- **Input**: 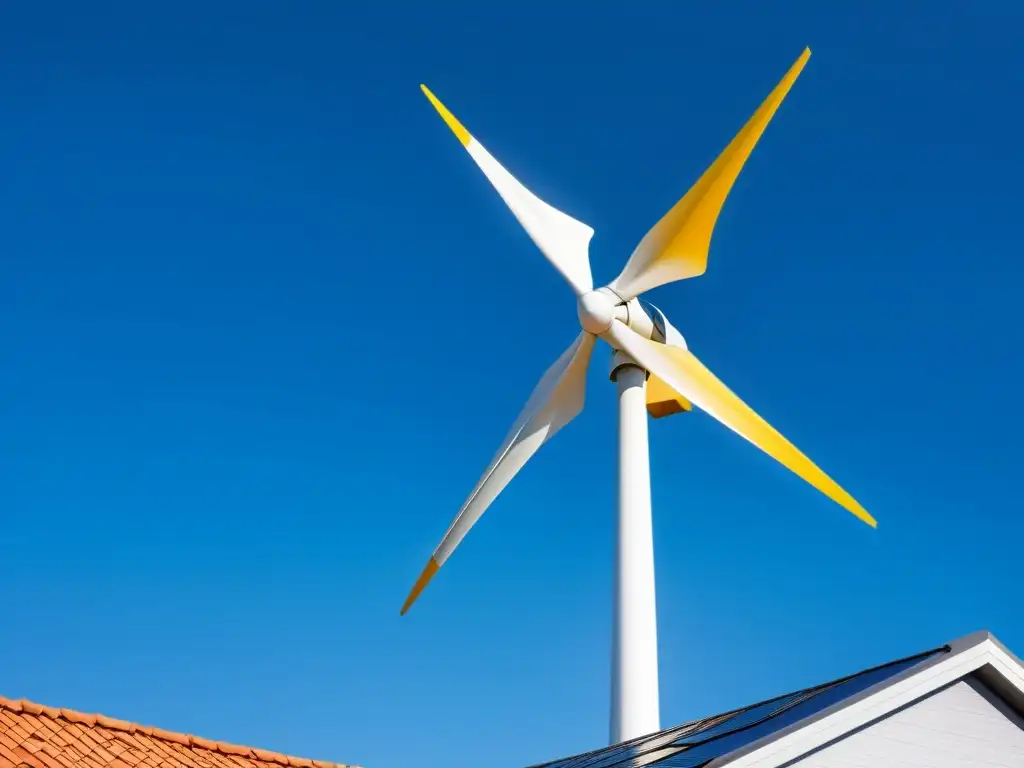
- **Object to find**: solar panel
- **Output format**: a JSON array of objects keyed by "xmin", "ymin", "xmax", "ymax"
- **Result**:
[{"xmin": 532, "ymin": 645, "xmax": 949, "ymax": 768}]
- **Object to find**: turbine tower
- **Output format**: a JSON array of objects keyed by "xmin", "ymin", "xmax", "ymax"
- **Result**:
[{"xmin": 401, "ymin": 49, "xmax": 876, "ymax": 745}]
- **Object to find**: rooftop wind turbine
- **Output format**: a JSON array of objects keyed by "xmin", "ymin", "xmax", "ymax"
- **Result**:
[{"xmin": 402, "ymin": 49, "xmax": 875, "ymax": 745}]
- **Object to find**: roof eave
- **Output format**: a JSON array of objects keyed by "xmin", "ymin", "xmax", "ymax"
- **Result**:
[{"xmin": 708, "ymin": 629, "xmax": 1024, "ymax": 768}]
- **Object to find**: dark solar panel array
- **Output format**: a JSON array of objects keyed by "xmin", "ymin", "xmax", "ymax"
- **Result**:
[{"xmin": 532, "ymin": 645, "xmax": 950, "ymax": 768}]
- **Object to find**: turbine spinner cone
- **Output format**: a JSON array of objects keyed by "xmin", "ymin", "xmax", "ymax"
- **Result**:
[{"xmin": 577, "ymin": 290, "xmax": 617, "ymax": 334}]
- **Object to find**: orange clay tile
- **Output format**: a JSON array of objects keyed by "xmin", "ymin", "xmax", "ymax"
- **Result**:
[{"xmin": 0, "ymin": 696, "xmax": 356, "ymax": 768}]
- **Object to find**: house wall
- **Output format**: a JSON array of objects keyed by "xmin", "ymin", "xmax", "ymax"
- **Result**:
[{"xmin": 789, "ymin": 676, "xmax": 1024, "ymax": 768}]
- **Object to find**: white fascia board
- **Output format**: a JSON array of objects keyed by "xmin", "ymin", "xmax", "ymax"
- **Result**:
[
  {"xmin": 986, "ymin": 639, "xmax": 1024, "ymax": 691},
  {"xmin": 714, "ymin": 633, "xmax": 1024, "ymax": 768}
]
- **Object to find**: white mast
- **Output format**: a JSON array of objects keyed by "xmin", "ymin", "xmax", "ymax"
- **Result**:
[{"xmin": 609, "ymin": 354, "xmax": 660, "ymax": 744}]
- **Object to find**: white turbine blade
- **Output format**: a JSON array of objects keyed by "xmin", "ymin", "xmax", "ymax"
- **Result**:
[
  {"xmin": 421, "ymin": 85, "xmax": 595, "ymax": 296},
  {"xmin": 604, "ymin": 320, "xmax": 875, "ymax": 527},
  {"xmin": 401, "ymin": 331, "xmax": 596, "ymax": 614},
  {"xmin": 608, "ymin": 49, "xmax": 811, "ymax": 301}
]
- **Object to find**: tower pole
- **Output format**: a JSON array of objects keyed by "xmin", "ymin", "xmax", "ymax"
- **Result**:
[{"xmin": 609, "ymin": 356, "xmax": 660, "ymax": 745}]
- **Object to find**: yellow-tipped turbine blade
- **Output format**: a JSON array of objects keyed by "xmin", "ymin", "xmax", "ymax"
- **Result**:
[
  {"xmin": 419, "ymin": 84, "xmax": 596, "ymax": 296},
  {"xmin": 606, "ymin": 321, "xmax": 875, "ymax": 528},
  {"xmin": 421, "ymin": 85, "xmax": 471, "ymax": 146},
  {"xmin": 401, "ymin": 557, "xmax": 440, "ymax": 616},
  {"xmin": 610, "ymin": 48, "xmax": 811, "ymax": 301},
  {"xmin": 400, "ymin": 332, "xmax": 596, "ymax": 615}
]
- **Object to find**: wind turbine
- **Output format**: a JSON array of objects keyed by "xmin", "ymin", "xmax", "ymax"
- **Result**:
[{"xmin": 401, "ymin": 48, "xmax": 876, "ymax": 745}]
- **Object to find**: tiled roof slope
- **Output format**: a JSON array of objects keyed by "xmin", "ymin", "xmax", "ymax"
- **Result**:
[{"xmin": 0, "ymin": 695, "xmax": 355, "ymax": 768}]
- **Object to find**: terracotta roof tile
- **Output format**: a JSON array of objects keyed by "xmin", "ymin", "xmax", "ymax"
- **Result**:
[{"xmin": 0, "ymin": 697, "xmax": 355, "ymax": 768}]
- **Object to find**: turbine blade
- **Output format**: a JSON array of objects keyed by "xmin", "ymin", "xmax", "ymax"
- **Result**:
[
  {"xmin": 401, "ymin": 332, "xmax": 596, "ymax": 614},
  {"xmin": 605, "ymin": 321, "xmax": 875, "ymax": 527},
  {"xmin": 609, "ymin": 49, "xmax": 811, "ymax": 301},
  {"xmin": 421, "ymin": 85, "xmax": 595, "ymax": 296}
]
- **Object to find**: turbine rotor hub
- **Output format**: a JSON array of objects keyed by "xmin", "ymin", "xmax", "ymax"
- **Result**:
[{"xmin": 577, "ymin": 290, "xmax": 618, "ymax": 334}]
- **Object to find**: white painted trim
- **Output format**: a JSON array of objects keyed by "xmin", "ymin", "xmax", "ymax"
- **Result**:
[
  {"xmin": 988, "ymin": 641, "xmax": 1024, "ymax": 693},
  {"xmin": 716, "ymin": 636, "xmax": 1024, "ymax": 768}
]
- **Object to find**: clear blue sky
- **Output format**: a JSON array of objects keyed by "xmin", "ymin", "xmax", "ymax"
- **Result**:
[{"xmin": 2, "ymin": 3, "xmax": 1022, "ymax": 768}]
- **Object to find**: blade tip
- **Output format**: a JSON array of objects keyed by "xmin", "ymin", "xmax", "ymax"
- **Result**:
[
  {"xmin": 855, "ymin": 507, "xmax": 877, "ymax": 529},
  {"xmin": 793, "ymin": 47, "xmax": 812, "ymax": 73},
  {"xmin": 400, "ymin": 557, "xmax": 441, "ymax": 616},
  {"xmin": 419, "ymin": 85, "xmax": 471, "ymax": 146},
  {"xmin": 399, "ymin": 595, "xmax": 415, "ymax": 616}
]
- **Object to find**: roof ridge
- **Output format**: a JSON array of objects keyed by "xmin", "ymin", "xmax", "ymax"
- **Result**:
[{"xmin": 0, "ymin": 694, "xmax": 358, "ymax": 768}]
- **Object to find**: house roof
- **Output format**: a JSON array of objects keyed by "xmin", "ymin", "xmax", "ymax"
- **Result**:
[
  {"xmin": 0, "ymin": 695, "xmax": 355, "ymax": 768},
  {"xmin": 532, "ymin": 629, "xmax": 1024, "ymax": 768}
]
